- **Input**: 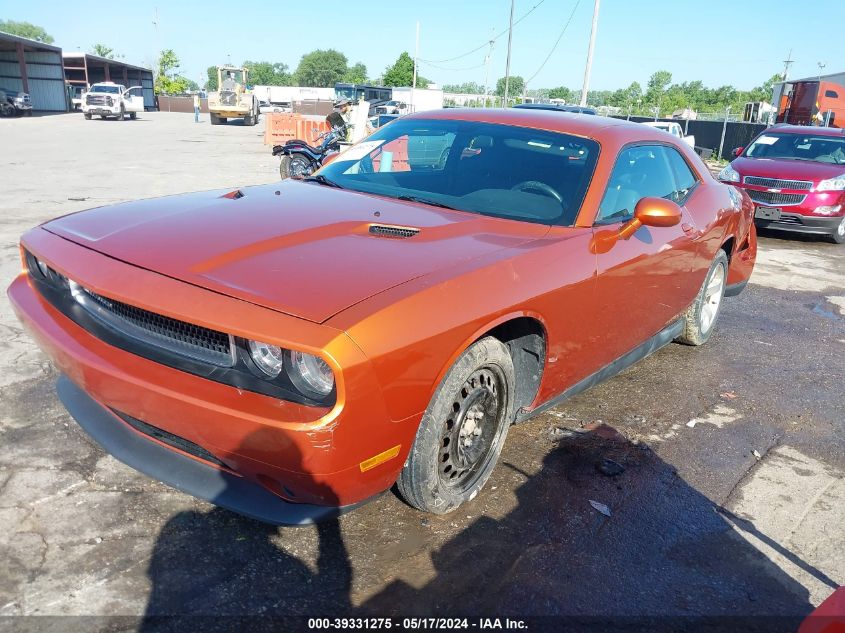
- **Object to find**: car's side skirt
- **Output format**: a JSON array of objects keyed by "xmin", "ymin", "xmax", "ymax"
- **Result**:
[{"xmin": 516, "ymin": 319, "xmax": 684, "ymax": 423}]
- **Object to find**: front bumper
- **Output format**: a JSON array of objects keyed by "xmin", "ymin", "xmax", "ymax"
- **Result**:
[
  {"xmin": 754, "ymin": 211, "xmax": 845, "ymax": 236},
  {"xmin": 9, "ymin": 229, "xmax": 421, "ymax": 512},
  {"xmin": 57, "ymin": 376, "xmax": 370, "ymax": 524},
  {"xmin": 84, "ymin": 107, "xmax": 120, "ymax": 116}
]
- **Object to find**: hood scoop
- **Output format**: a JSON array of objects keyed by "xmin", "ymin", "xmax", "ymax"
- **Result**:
[
  {"xmin": 368, "ymin": 224, "xmax": 420, "ymax": 239},
  {"xmin": 220, "ymin": 189, "xmax": 244, "ymax": 200}
]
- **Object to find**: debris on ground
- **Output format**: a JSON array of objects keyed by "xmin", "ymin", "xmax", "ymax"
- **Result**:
[
  {"xmin": 589, "ymin": 500, "xmax": 612, "ymax": 517},
  {"xmin": 720, "ymin": 391, "xmax": 739, "ymax": 400},
  {"xmin": 686, "ymin": 419, "xmax": 698, "ymax": 428},
  {"xmin": 549, "ymin": 426, "xmax": 579, "ymax": 440},
  {"xmin": 752, "ymin": 449, "xmax": 762, "ymax": 460},
  {"xmin": 597, "ymin": 458, "xmax": 625, "ymax": 477}
]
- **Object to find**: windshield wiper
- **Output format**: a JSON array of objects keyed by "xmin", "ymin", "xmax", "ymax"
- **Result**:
[
  {"xmin": 396, "ymin": 195, "xmax": 457, "ymax": 210},
  {"xmin": 303, "ymin": 174, "xmax": 343, "ymax": 188}
]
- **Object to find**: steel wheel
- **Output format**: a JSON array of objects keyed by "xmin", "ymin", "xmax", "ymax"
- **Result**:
[
  {"xmin": 438, "ymin": 366, "xmax": 506, "ymax": 493},
  {"xmin": 699, "ymin": 260, "xmax": 726, "ymax": 334}
]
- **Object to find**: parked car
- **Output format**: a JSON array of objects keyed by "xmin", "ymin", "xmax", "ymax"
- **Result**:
[
  {"xmin": 642, "ymin": 121, "xmax": 695, "ymax": 148},
  {"xmin": 81, "ymin": 82, "xmax": 144, "ymax": 120},
  {"xmin": 375, "ymin": 100, "xmax": 408, "ymax": 115},
  {"xmin": 0, "ymin": 85, "xmax": 33, "ymax": 116},
  {"xmin": 258, "ymin": 100, "xmax": 289, "ymax": 115},
  {"xmin": 718, "ymin": 125, "xmax": 845, "ymax": 243},
  {"xmin": 8, "ymin": 110, "xmax": 756, "ymax": 524},
  {"xmin": 513, "ymin": 103, "xmax": 597, "ymax": 115}
]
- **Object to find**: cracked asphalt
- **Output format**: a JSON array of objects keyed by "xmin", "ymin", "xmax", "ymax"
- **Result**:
[{"xmin": 1, "ymin": 113, "xmax": 843, "ymax": 629}]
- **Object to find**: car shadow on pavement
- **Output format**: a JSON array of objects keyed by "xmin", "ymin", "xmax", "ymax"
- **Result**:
[{"xmin": 141, "ymin": 423, "xmax": 819, "ymax": 632}]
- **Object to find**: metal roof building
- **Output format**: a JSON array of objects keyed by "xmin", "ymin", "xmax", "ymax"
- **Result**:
[
  {"xmin": 63, "ymin": 53, "xmax": 155, "ymax": 110},
  {"xmin": 0, "ymin": 32, "xmax": 68, "ymax": 111}
]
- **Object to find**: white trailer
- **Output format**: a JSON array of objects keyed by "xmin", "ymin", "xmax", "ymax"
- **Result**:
[{"xmin": 390, "ymin": 87, "xmax": 444, "ymax": 114}]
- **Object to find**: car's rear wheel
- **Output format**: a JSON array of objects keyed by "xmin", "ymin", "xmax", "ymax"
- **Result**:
[
  {"xmin": 83, "ymin": 113, "xmax": 92, "ymax": 120},
  {"xmin": 397, "ymin": 337, "xmax": 515, "ymax": 514},
  {"xmin": 676, "ymin": 250, "xmax": 729, "ymax": 346},
  {"xmin": 129, "ymin": 111, "xmax": 137, "ymax": 120},
  {"xmin": 828, "ymin": 217, "xmax": 845, "ymax": 244}
]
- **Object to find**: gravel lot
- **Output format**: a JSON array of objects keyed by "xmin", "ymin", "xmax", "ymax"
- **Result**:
[{"xmin": 1, "ymin": 112, "xmax": 843, "ymax": 629}]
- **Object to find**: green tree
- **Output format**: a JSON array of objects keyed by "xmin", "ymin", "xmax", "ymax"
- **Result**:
[
  {"xmin": 91, "ymin": 44, "xmax": 114, "ymax": 59},
  {"xmin": 495, "ymin": 75, "xmax": 524, "ymax": 98},
  {"xmin": 548, "ymin": 86, "xmax": 573, "ymax": 101},
  {"xmin": 443, "ymin": 81, "xmax": 484, "ymax": 94},
  {"xmin": 206, "ymin": 66, "xmax": 218, "ymax": 91},
  {"xmin": 243, "ymin": 60, "xmax": 291, "ymax": 86},
  {"xmin": 645, "ymin": 70, "xmax": 672, "ymax": 115},
  {"xmin": 383, "ymin": 52, "xmax": 429, "ymax": 88},
  {"xmin": 0, "ymin": 20, "xmax": 53, "ymax": 43},
  {"xmin": 342, "ymin": 62, "xmax": 368, "ymax": 85},
  {"xmin": 294, "ymin": 49, "xmax": 348, "ymax": 87},
  {"xmin": 155, "ymin": 49, "xmax": 189, "ymax": 95}
]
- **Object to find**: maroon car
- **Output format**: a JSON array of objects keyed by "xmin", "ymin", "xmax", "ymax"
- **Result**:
[{"xmin": 718, "ymin": 125, "xmax": 845, "ymax": 243}]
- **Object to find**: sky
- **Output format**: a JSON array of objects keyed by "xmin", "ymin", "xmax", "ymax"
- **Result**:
[{"xmin": 6, "ymin": 0, "xmax": 844, "ymax": 92}]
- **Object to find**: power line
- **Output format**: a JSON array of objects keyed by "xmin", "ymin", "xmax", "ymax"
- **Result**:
[
  {"xmin": 419, "ymin": 59, "xmax": 487, "ymax": 72},
  {"xmin": 418, "ymin": 0, "xmax": 547, "ymax": 65},
  {"xmin": 525, "ymin": 0, "xmax": 580, "ymax": 85}
]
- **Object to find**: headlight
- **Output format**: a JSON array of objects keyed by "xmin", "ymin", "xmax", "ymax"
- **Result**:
[
  {"xmin": 814, "ymin": 205, "xmax": 842, "ymax": 216},
  {"xmin": 248, "ymin": 340, "xmax": 285, "ymax": 377},
  {"xmin": 286, "ymin": 350, "xmax": 334, "ymax": 398},
  {"xmin": 817, "ymin": 174, "xmax": 845, "ymax": 192},
  {"xmin": 718, "ymin": 165, "xmax": 740, "ymax": 183},
  {"xmin": 35, "ymin": 257, "xmax": 50, "ymax": 278},
  {"xmin": 106, "ymin": 96, "xmax": 113, "ymax": 106}
]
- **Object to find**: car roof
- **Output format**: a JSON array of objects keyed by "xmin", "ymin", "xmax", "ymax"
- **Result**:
[
  {"xmin": 513, "ymin": 103, "xmax": 596, "ymax": 113},
  {"xmin": 404, "ymin": 107, "xmax": 673, "ymax": 145},
  {"xmin": 764, "ymin": 125, "xmax": 845, "ymax": 137}
]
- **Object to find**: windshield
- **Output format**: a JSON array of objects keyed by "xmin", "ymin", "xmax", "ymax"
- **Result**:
[
  {"xmin": 318, "ymin": 118, "xmax": 600, "ymax": 226},
  {"xmin": 745, "ymin": 132, "xmax": 845, "ymax": 164},
  {"xmin": 90, "ymin": 85, "xmax": 121, "ymax": 94},
  {"xmin": 335, "ymin": 86, "xmax": 355, "ymax": 101}
]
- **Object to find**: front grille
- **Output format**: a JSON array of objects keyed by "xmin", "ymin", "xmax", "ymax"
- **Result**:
[
  {"xmin": 746, "ymin": 190, "xmax": 806, "ymax": 207},
  {"xmin": 86, "ymin": 94, "xmax": 106, "ymax": 105},
  {"xmin": 773, "ymin": 215, "xmax": 803, "ymax": 225},
  {"xmin": 744, "ymin": 176, "xmax": 813, "ymax": 191},
  {"xmin": 113, "ymin": 410, "xmax": 228, "ymax": 468},
  {"xmin": 77, "ymin": 285, "xmax": 235, "ymax": 367},
  {"xmin": 220, "ymin": 91, "xmax": 237, "ymax": 106},
  {"xmin": 369, "ymin": 224, "xmax": 419, "ymax": 238}
]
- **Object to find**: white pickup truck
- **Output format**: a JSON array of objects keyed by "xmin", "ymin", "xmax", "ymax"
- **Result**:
[
  {"xmin": 642, "ymin": 121, "xmax": 695, "ymax": 148},
  {"xmin": 82, "ymin": 82, "xmax": 144, "ymax": 120}
]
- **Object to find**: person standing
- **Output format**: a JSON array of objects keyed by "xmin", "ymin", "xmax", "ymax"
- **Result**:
[{"xmin": 193, "ymin": 93, "xmax": 200, "ymax": 123}]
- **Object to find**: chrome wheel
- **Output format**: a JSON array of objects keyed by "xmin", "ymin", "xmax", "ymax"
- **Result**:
[
  {"xmin": 289, "ymin": 156, "xmax": 314, "ymax": 179},
  {"xmin": 838, "ymin": 218, "xmax": 845, "ymax": 238},
  {"xmin": 438, "ymin": 366, "xmax": 506, "ymax": 493},
  {"xmin": 700, "ymin": 262, "xmax": 726, "ymax": 334}
]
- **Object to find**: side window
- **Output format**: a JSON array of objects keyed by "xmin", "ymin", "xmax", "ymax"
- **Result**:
[
  {"xmin": 596, "ymin": 145, "xmax": 677, "ymax": 223},
  {"xmin": 664, "ymin": 147, "xmax": 698, "ymax": 203}
]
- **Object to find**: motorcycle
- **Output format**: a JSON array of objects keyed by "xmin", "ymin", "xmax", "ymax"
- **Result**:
[{"xmin": 272, "ymin": 112, "xmax": 350, "ymax": 180}]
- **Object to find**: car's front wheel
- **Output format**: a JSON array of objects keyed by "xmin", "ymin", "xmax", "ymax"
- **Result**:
[
  {"xmin": 397, "ymin": 337, "xmax": 515, "ymax": 514},
  {"xmin": 676, "ymin": 250, "xmax": 729, "ymax": 346},
  {"xmin": 828, "ymin": 217, "xmax": 845, "ymax": 244}
]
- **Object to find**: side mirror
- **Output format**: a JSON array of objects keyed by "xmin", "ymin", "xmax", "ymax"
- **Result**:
[
  {"xmin": 732, "ymin": 146, "xmax": 744, "ymax": 158},
  {"xmin": 619, "ymin": 197, "xmax": 683, "ymax": 240}
]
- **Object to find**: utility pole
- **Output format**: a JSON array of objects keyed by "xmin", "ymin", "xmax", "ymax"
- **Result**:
[
  {"xmin": 781, "ymin": 49, "xmax": 793, "ymax": 81},
  {"xmin": 412, "ymin": 20, "xmax": 419, "ymax": 112},
  {"xmin": 483, "ymin": 32, "xmax": 494, "ymax": 108},
  {"xmin": 580, "ymin": 0, "xmax": 600, "ymax": 107},
  {"xmin": 503, "ymin": 0, "xmax": 515, "ymax": 106},
  {"xmin": 718, "ymin": 106, "xmax": 730, "ymax": 160}
]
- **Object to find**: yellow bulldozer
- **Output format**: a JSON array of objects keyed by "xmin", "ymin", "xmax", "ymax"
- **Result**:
[{"xmin": 207, "ymin": 66, "xmax": 259, "ymax": 126}]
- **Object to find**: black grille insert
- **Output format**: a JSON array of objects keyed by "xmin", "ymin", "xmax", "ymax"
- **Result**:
[
  {"xmin": 113, "ymin": 410, "xmax": 228, "ymax": 468},
  {"xmin": 369, "ymin": 224, "xmax": 419, "ymax": 238},
  {"xmin": 747, "ymin": 190, "xmax": 806, "ymax": 206}
]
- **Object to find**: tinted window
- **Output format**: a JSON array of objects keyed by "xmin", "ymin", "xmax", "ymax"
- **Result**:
[
  {"xmin": 318, "ymin": 118, "xmax": 600, "ymax": 226},
  {"xmin": 597, "ymin": 145, "xmax": 678, "ymax": 223},
  {"xmin": 664, "ymin": 147, "xmax": 698, "ymax": 199},
  {"xmin": 825, "ymin": 90, "xmax": 838, "ymax": 98}
]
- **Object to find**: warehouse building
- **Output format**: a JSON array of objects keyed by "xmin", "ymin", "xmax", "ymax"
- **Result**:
[
  {"xmin": 0, "ymin": 31, "xmax": 68, "ymax": 111},
  {"xmin": 63, "ymin": 52, "xmax": 155, "ymax": 110}
]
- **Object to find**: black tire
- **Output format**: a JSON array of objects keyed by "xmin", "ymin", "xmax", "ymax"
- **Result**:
[
  {"xmin": 279, "ymin": 155, "xmax": 315, "ymax": 180},
  {"xmin": 116, "ymin": 106, "xmax": 124, "ymax": 120},
  {"xmin": 397, "ymin": 337, "xmax": 515, "ymax": 514},
  {"xmin": 129, "ymin": 111, "xmax": 137, "ymax": 120},
  {"xmin": 827, "ymin": 217, "xmax": 845, "ymax": 244},
  {"xmin": 676, "ymin": 250, "xmax": 729, "ymax": 346},
  {"xmin": 84, "ymin": 113, "xmax": 92, "ymax": 120}
]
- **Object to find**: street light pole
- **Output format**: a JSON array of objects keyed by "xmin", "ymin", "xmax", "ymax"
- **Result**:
[
  {"xmin": 503, "ymin": 0, "xmax": 515, "ymax": 107},
  {"xmin": 579, "ymin": 0, "xmax": 600, "ymax": 107},
  {"xmin": 412, "ymin": 21, "xmax": 419, "ymax": 112}
]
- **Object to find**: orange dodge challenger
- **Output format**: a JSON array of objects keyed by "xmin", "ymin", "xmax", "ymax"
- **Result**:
[{"xmin": 8, "ymin": 109, "xmax": 756, "ymax": 524}]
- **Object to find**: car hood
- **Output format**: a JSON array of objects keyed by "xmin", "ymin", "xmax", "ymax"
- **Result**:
[
  {"xmin": 732, "ymin": 157, "xmax": 845, "ymax": 183},
  {"xmin": 43, "ymin": 181, "xmax": 549, "ymax": 323}
]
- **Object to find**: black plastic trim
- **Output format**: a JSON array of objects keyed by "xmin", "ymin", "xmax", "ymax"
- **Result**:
[
  {"xmin": 57, "ymin": 376, "xmax": 368, "ymax": 525},
  {"xmin": 724, "ymin": 280, "xmax": 748, "ymax": 297},
  {"xmin": 517, "ymin": 319, "xmax": 684, "ymax": 422}
]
